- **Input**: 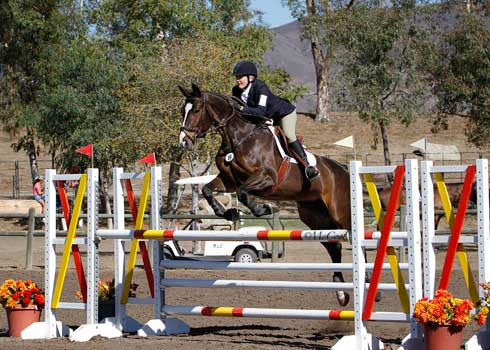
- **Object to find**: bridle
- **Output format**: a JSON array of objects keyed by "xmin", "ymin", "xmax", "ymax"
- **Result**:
[{"xmin": 180, "ymin": 93, "xmax": 237, "ymax": 143}]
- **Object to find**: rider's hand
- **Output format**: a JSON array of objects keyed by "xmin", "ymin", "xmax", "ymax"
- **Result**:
[{"xmin": 230, "ymin": 99, "xmax": 244, "ymax": 112}]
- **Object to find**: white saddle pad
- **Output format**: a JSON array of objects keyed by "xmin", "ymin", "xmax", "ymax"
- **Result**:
[{"xmin": 268, "ymin": 126, "xmax": 317, "ymax": 166}]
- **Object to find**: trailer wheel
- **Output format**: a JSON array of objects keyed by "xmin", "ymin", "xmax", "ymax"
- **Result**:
[{"xmin": 234, "ymin": 248, "xmax": 257, "ymax": 263}]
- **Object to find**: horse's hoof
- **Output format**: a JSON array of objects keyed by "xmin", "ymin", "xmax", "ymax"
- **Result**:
[
  {"xmin": 223, "ymin": 208, "xmax": 240, "ymax": 222},
  {"xmin": 375, "ymin": 291, "xmax": 383, "ymax": 302},
  {"xmin": 336, "ymin": 290, "xmax": 350, "ymax": 307},
  {"xmin": 261, "ymin": 203, "xmax": 277, "ymax": 216}
]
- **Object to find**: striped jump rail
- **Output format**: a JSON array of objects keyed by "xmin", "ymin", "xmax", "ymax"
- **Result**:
[
  {"xmin": 162, "ymin": 305, "xmax": 410, "ymax": 322},
  {"xmin": 97, "ymin": 229, "xmax": 350, "ymax": 241}
]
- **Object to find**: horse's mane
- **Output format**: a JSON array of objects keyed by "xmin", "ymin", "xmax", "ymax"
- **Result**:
[{"xmin": 204, "ymin": 91, "xmax": 229, "ymax": 101}]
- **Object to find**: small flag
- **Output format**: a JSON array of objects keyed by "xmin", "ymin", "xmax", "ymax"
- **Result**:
[
  {"xmin": 334, "ymin": 136, "xmax": 354, "ymax": 149},
  {"xmin": 410, "ymin": 138, "xmax": 427, "ymax": 150},
  {"xmin": 75, "ymin": 144, "xmax": 93, "ymax": 157},
  {"xmin": 138, "ymin": 152, "xmax": 156, "ymax": 165}
]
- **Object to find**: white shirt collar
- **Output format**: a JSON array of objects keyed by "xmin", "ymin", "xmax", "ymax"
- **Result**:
[{"xmin": 241, "ymin": 83, "xmax": 252, "ymax": 103}]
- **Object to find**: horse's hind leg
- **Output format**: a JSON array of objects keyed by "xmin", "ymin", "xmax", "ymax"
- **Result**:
[{"xmin": 297, "ymin": 200, "xmax": 350, "ymax": 307}]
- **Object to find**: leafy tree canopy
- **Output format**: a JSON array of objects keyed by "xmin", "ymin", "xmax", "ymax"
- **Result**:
[{"xmin": 428, "ymin": 9, "xmax": 490, "ymax": 148}]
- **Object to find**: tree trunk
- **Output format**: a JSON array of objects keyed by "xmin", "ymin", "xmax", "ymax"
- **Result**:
[
  {"xmin": 100, "ymin": 168, "xmax": 113, "ymax": 229},
  {"xmin": 316, "ymin": 67, "xmax": 330, "ymax": 123},
  {"xmin": 379, "ymin": 120, "xmax": 391, "ymax": 166},
  {"xmin": 164, "ymin": 154, "xmax": 183, "ymax": 214},
  {"xmin": 379, "ymin": 120, "xmax": 393, "ymax": 183},
  {"xmin": 26, "ymin": 129, "xmax": 39, "ymax": 183},
  {"xmin": 306, "ymin": 0, "xmax": 330, "ymax": 123}
]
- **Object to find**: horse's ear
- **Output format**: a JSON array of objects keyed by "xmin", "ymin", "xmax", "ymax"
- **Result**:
[
  {"xmin": 191, "ymin": 83, "xmax": 201, "ymax": 97},
  {"xmin": 178, "ymin": 85, "xmax": 192, "ymax": 98}
]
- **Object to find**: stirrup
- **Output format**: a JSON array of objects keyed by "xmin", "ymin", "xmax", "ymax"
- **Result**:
[{"xmin": 305, "ymin": 166, "xmax": 320, "ymax": 181}]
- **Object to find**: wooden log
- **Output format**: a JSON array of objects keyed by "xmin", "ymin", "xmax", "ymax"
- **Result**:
[{"xmin": 0, "ymin": 200, "xmax": 42, "ymax": 215}]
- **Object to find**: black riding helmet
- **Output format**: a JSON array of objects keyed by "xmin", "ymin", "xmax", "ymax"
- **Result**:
[{"xmin": 232, "ymin": 60, "xmax": 257, "ymax": 77}]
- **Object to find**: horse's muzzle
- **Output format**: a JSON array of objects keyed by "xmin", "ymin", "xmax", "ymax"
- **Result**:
[{"xmin": 179, "ymin": 130, "xmax": 194, "ymax": 150}]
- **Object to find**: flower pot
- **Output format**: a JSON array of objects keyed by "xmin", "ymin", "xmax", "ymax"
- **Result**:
[
  {"xmin": 423, "ymin": 324, "xmax": 463, "ymax": 350},
  {"xmin": 98, "ymin": 300, "xmax": 115, "ymax": 321},
  {"xmin": 6, "ymin": 305, "xmax": 42, "ymax": 337}
]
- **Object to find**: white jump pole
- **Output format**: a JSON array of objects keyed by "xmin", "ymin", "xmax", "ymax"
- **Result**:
[{"xmin": 466, "ymin": 159, "xmax": 490, "ymax": 350}]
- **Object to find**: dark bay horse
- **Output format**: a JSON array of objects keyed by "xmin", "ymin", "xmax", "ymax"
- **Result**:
[{"xmin": 178, "ymin": 84, "xmax": 352, "ymax": 306}]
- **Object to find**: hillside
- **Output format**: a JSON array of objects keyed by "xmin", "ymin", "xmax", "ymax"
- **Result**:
[{"xmin": 264, "ymin": 11, "xmax": 459, "ymax": 114}]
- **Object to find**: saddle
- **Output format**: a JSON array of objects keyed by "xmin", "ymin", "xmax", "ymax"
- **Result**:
[{"xmin": 270, "ymin": 126, "xmax": 317, "ymax": 166}]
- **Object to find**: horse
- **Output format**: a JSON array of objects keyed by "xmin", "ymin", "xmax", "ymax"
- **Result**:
[
  {"xmin": 178, "ymin": 83, "xmax": 352, "ymax": 306},
  {"xmin": 377, "ymin": 182, "xmax": 477, "ymax": 229}
]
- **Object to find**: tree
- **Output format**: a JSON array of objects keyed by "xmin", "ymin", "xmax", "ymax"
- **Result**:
[
  {"xmin": 0, "ymin": 0, "xmax": 83, "ymax": 181},
  {"xmin": 285, "ymin": 0, "xmax": 357, "ymax": 123},
  {"xmin": 87, "ymin": 0, "xmax": 303, "ymax": 210},
  {"xmin": 332, "ymin": 1, "xmax": 428, "ymax": 166},
  {"xmin": 425, "ymin": 4, "xmax": 490, "ymax": 148}
]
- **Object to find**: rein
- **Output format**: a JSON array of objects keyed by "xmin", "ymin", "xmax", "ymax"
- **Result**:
[
  {"xmin": 206, "ymin": 94, "xmax": 270, "ymax": 153},
  {"xmin": 181, "ymin": 92, "xmax": 269, "ymax": 154}
]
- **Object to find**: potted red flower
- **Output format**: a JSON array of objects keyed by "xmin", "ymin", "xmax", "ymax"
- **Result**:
[
  {"xmin": 475, "ymin": 282, "xmax": 490, "ymax": 326},
  {"xmin": 0, "ymin": 279, "xmax": 45, "ymax": 337},
  {"xmin": 413, "ymin": 289, "xmax": 473, "ymax": 350}
]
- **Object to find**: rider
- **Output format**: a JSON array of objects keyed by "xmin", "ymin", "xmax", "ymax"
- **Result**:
[{"xmin": 231, "ymin": 60, "xmax": 320, "ymax": 181}]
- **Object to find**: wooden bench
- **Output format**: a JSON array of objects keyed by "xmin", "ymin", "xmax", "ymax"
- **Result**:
[{"xmin": 0, "ymin": 200, "xmax": 42, "ymax": 215}]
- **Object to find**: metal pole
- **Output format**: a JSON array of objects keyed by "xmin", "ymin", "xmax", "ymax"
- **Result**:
[
  {"xmin": 271, "ymin": 210, "xmax": 282, "ymax": 262},
  {"xmin": 25, "ymin": 207, "xmax": 35, "ymax": 269},
  {"xmin": 15, "ymin": 160, "xmax": 19, "ymax": 199}
]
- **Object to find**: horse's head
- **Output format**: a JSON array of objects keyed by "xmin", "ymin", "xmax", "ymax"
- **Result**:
[{"xmin": 178, "ymin": 83, "xmax": 215, "ymax": 150}]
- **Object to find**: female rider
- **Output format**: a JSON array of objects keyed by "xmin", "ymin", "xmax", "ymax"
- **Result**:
[{"xmin": 231, "ymin": 60, "xmax": 319, "ymax": 181}]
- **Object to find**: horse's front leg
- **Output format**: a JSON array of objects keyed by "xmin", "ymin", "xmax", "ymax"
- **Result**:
[{"xmin": 202, "ymin": 176, "xmax": 239, "ymax": 221}]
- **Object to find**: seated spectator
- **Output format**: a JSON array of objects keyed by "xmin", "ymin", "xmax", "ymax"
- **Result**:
[{"xmin": 33, "ymin": 176, "xmax": 45, "ymax": 218}]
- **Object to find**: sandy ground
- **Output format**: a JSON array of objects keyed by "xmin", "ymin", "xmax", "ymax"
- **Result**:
[{"xmin": 0, "ymin": 226, "xmax": 482, "ymax": 350}]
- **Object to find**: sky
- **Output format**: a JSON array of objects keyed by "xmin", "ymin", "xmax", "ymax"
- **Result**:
[{"xmin": 250, "ymin": 0, "xmax": 295, "ymax": 28}]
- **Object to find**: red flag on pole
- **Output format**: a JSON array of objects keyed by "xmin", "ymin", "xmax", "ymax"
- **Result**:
[
  {"xmin": 75, "ymin": 144, "xmax": 93, "ymax": 157},
  {"xmin": 138, "ymin": 152, "xmax": 156, "ymax": 165}
]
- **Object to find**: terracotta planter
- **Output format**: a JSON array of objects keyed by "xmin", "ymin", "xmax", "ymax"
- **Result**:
[
  {"xmin": 98, "ymin": 300, "xmax": 115, "ymax": 321},
  {"xmin": 6, "ymin": 305, "xmax": 42, "ymax": 337},
  {"xmin": 424, "ymin": 324, "xmax": 463, "ymax": 350}
]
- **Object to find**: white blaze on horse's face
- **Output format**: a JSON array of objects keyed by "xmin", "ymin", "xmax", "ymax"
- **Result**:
[{"xmin": 179, "ymin": 103, "xmax": 193, "ymax": 149}]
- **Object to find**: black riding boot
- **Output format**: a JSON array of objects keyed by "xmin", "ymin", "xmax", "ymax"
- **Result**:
[{"xmin": 288, "ymin": 140, "xmax": 320, "ymax": 181}]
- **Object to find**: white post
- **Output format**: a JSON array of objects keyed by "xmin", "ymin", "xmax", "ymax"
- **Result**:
[
  {"xmin": 151, "ymin": 166, "xmax": 162, "ymax": 320},
  {"xmin": 466, "ymin": 158, "xmax": 490, "ymax": 350},
  {"xmin": 421, "ymin": 161, "xmax": 436, "ymax": 298},
  {"xmin": 86, "ymin": 168, "xmax": 99, "ymax": 325},
  {"xmin": 350, "ymin": 160, "xmax": 370, "ymax": 349},
  {"xmin": 400, "ymin": 159, "xmax": 424, "ymax": 349},
  {"xmin": 476, "ymin": 159, "xmax": 490, "ymax": 291},
  {"xmin": 45, "ymin": 169, "xmax": 58, "ymax": 338},
  {"xmin": 113, "ymin": 168, "xmax": 126, "ymax": 331}
]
